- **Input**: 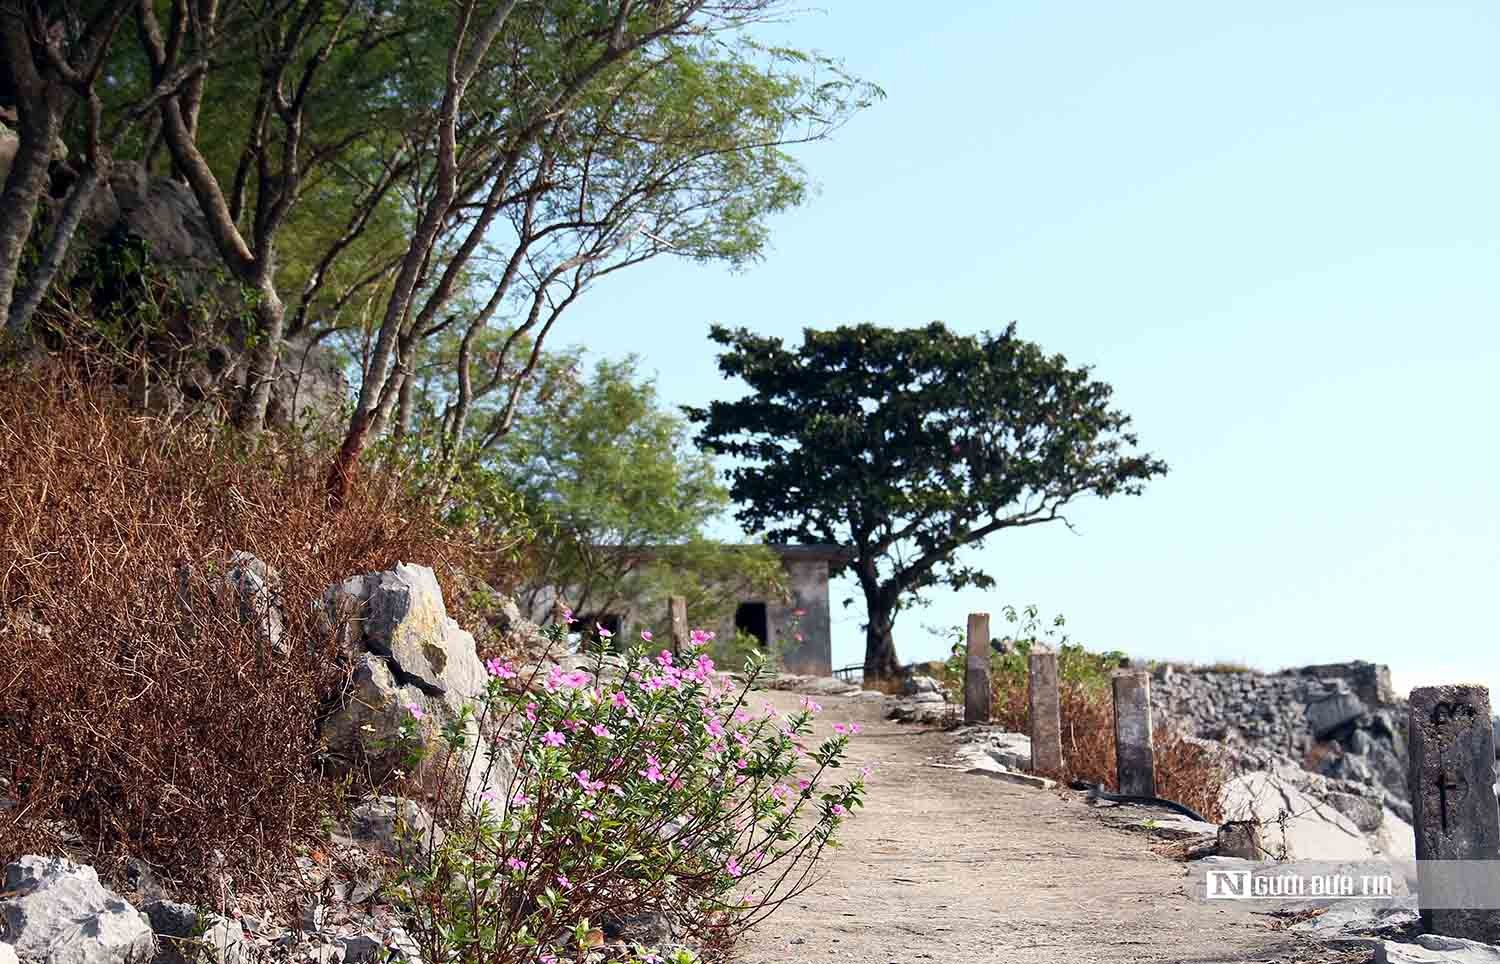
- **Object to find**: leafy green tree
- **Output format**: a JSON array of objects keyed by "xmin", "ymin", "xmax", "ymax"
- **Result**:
[
  {"xmin": 687, "ymin": 322, "xmax": 1169, "ymax": 680},
  {"xmin": 488, "ymin": 354, "xmax": 785, "ymax": 632},
  {"xmin": 2, "ymin": 0, "xmax": 879, "ymax": 490}
]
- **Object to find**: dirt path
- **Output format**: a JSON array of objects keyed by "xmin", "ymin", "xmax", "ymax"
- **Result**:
[{"xmin": 738, "ymin": 687, "xmax": 1357, "ymax": 964}]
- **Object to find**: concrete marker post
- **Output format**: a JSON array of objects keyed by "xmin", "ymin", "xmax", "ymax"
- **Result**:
[
  {"xmin": 964, "ymin": 612, "xmax": 991, "ymax": 724},
  {"xmin": 1112, "ymin": 669, "xmax": 1156, "ymax": 797},
  {"xmin": 1029, "ymin": 647, "xmax": 1063, "ymax": 774},
  {"xmin": 1409, "ymin": 684, "xmax": 1500, "ymax": 942},
  {"xmin": 668, "ymin": 595, "xmax": 688, "ymax": 657}
]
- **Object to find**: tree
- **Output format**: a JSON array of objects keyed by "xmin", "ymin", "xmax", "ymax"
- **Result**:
[
  {"xmin": 2, "ymin": 0, "xmax": 878, "ymax": 493},
  {"xmin": 487, "ymin": 355, "xmax": 785, "ymax": 632},
  {"xmin": 686, "ymin": 322, "xmax": 1169, "ymax": 680}
]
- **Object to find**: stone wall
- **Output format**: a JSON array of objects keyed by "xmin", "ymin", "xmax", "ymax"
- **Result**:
[{"xmin": 1150, "ymin": 660, "xmax": 1412, "ymax": 818}]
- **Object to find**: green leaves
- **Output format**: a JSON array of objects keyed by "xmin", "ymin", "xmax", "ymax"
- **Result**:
[{"xmin": 687, "ymin": 322, "xmax": 1168, "ymax": 672}]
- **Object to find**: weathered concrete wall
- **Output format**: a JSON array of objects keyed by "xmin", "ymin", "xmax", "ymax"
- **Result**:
[
  {"xmin": 547, "ymin": 545, "xmax": 840, "ymax": 675},
  {"xmin": 772, "ymin": 556, "xmax": 833, "ymax": 675}
]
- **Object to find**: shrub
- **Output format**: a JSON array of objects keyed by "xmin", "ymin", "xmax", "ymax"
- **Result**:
[
  {"xmin": 0, "ymin": 362, "xmax": 521, "ymax": 897},
  {"xmin": 938, "ymin": 605, "xmax": 1226, "ymax": 821},
  {"xmin": 391, "ymin": 623, "xmax": 866, "ymax": 964}
]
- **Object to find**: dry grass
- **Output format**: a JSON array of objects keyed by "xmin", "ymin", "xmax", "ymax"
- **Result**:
[
  {"xmin": 0, "ymin": 361, "xmax": 513, "ymax": 898},
  {"xmin": 992, "ymin": 678, "xmax": 1227, "ymax": 823}
]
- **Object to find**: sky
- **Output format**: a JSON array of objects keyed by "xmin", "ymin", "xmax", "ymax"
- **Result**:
[{"xmin": 554, "ymin": 1, "xmax": 1500, "ymax": 698}]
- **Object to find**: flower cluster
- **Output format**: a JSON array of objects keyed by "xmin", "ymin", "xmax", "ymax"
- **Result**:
[{"xmin": 390, "ymin": 620, "xmax": 866, "ymax": 964}]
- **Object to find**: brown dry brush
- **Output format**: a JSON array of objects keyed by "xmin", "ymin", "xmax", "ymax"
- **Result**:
[
  {"xmin": 0, "ymin": 361, "xmax": 510, "ymax": 899},
  {"xmin": 992, "ymin": 678, "xmax": 1227, "ymax": 823}
]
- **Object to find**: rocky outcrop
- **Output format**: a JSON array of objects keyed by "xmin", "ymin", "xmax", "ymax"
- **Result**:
[
  {"xmin": 0, "ymin": 856, "xmax": 156, "ymax": 964},
  {"xmin": 321, "ymin": 563, "xmax": 512, "ymax": 809},
  {"xmin": 1152, "ymin": 660, "xmax": 1412, "ymax": 821},
  {"xmin": 1219, "ymin": 762, "xmax": 1415, "ymax": 862},
  {"xmin": 223, "ymin": 551, "xmax": 286, "ymax": 656},
  {"xmin": 20, "ymin": 162, "xmax": 351, "ymax": 431},
  {"xmin": 885, "ymin": 675, "xmax": 958, "ymax": 725},
  {"xmin": 1377, "ymin": 934, "xmax": 1500, "ymax": 963}
]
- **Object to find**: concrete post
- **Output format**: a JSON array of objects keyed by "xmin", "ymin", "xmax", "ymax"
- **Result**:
[
  {"xmin": 1112, "ymin": 670, "xmax": 1156, "ymax": 797},
  {"xmin": 1409, "ymin": 684, "xmax": 1500, "ymax": 942},
  {"xmin": 964, "ymin": 613, "xmax": 991, "ymax": 724},
  {"xmin": 1028, "ymin": 647, "xmax": 1063, "ymax": 774},
  {"xmin": 668, "ymin": 595, "xmax": 688, "ymax": 656}
]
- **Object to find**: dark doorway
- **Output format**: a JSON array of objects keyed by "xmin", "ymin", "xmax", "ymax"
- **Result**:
[
  {"xmin": 734, "ymin": 602, "xmax": 768, "ymax": 645},
  {"xmin": 577, "ymin": 612, "xmax": 623, "ymax": 650}
]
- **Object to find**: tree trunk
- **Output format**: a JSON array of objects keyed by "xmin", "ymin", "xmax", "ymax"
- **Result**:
[
  {"xmin": 7, "ymin": 161, "xmax": 101, "ymax": 337},
  {"xmin": 327, "ymin": 411, "xmax": 369, "ymax": 508},
  {"xmin": 863, "ymin": 604, "xmax": 902, "ymax": 681},
  {"xmin": 0, "ymin": 87, "xmax": 63, "ymax": 338},
  {"xmin": 234, "ymin": 283, "xmax": 285, "ymax": 434}
]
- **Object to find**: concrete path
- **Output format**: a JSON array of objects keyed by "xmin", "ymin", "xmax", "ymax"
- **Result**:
[{"xmin": 738, "ymin": 687, "xmax": 1365, "ymax": 964}]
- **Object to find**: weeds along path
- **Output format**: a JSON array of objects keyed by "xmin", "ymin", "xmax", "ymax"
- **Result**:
[{"xmin": 738, "ymin": 687, "xmax": 1353, "ymax": 964}]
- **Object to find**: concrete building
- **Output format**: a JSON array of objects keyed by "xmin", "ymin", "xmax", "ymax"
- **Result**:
[
  {"xmin": 544, "ymin": 543, "xmax": 849, "ymax": 676},
  {"xmin": 717, "ymin": 544, "xmax": 849, "ymax": 676}
]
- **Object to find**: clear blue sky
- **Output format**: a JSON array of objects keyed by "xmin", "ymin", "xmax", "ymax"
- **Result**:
[{"xmin": 557, "ymin": 1, "xmax": 1500, "ymax": 698}]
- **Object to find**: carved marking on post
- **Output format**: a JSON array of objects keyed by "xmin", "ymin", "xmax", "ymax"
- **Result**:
[
  {"xmin": 1437, "ymin": 752, "xmax": 1469, "ymax": 833},
  {"xmin": 1432, "ymin": 700, "xmax": 1477, "ymax": 726}
]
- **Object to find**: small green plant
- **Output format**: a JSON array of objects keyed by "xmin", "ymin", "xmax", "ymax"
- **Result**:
[
  {"xmin": 935, "ymin": 604, "xmax": 1128, "ymax": 704},
  {"xmin": 391, "ymin": 618, "xmax": 866, "ymax": 963},
  {"xmin": 706, "ymin": 608, "xmax": 804, "ymax": 675}
]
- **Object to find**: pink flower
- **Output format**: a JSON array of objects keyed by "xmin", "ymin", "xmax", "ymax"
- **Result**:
[
  {"xmin": 556, "ymin": 875, "xmax": 573, "ymax": 891},
  {"xmin": 506, "ymin": 857, "xmax": 528, "ymax": 872},
  {"xmin": 832, "ymin": 722, "xmax": 852, "ymax": 736},
  {"xmin": 611, "ymin": 691, "xmax": 630, "ymax": 709},
  {"xmin": 561, "ymin": 607, "xmax": 574, "ymax": 623},
  {"xmin": 831, "ymin": 803, "xmax": 848, "ymax": 817},
  {"xmin": 859, "ymin": 764, "xmax": 874, "ymax": 778},
  {"xmin": 591, "ymin": 723, "xmax": 611, "ymax": 738},
  {"xmin": 486, "ymin": 658, "xmax": 518, "ymax": 679},
  {"xmin": 705, "ymin": 718, "xmax": 725, "ymax": 737},
  {"xmin": 800, "ymin": 697, "xmax": 821, "ymax": 713},
  {"xmin": 657, "ymin": 649, "xmax": 674, "ymax": 667},
  {"xmin": 725, "ymin": 856, "xmax": 743, "ymax": 877},
  {"xmin": 525, "ymin": 702, "xmax": 538, "ymax": 723},
  {"xmin": 405, "ymin": 703, "xmax": 424, "ymax": 720},
  {"xmin": 574, "ymin": 770, "xmax": 604, "ymax": 793},
  {"xmin": 511, "ymin": 790, "xmax": 531, "ymax": 806},
  {"xmin": 580, "ymin": 809, "xmax": 597, "ymax": 821},
  {"xmin": 596, "ymin": 623, "xmax": 614, "ymax": 639},
  {"xmin": 641, "ymin": 629, "xmax": 654, "ymax": 642},
  {"xmin": 796, "ymin": 778, "xmax": 811, "ymax": 791},
  {"xmin": 542, "ymin": 730, "xmax": 566, "ymax": 747},
  {"xmin": 639, "ymin": 755, "xmax": 664, "ymax": 783}
]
